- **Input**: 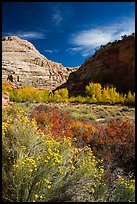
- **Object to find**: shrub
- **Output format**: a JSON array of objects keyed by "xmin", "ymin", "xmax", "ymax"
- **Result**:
[
  {"xmin": 31, "ymin": 105, "xmax": 74, "ymax": 139},
  {"xmin": 2, "ymin": 105, "xmax": 135, "ymax": 202},
  {"xmin": 2, "ymin": 82, "xmax": 14, "ymax": 94},
  {"xmin": 89, "ymin": 119, "xmax": 135, "ymax": 174},
  {"xmin": 2, "ymin": 106, "xmax": 104, "ymax": 202},
  {"xmin": 31, "ymin": 105, "xmax": 96, "ymax": 147}
]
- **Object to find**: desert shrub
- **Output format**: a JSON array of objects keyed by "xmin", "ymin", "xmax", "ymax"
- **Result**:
[
  {"xmin": 70, "ymin": 119, "xmax": 95, "ymax": 147},
  {"xmin": 2, "ymin": 107, "xmax": 105, "ymax": 202},
  {"xmin": 89, "ymin": 119, "xmax": 135, "ymax": 174},
  {"xmin": 31, "ymin": 104, "xmax": 74, "ymax": 139},
  {"xmin": 2, "ymin": 82, "xmax": 14, "ymax": 94},
  {"xmin": 2, "ymin": 105, "xmax": 135, "ymax": 202},
  {"xmin": 31, "ymin": 105, "xmax": 96, "ymax": 147},
  {"xmin": 2, "ymin": 103, "xmax": 31, "ymax": 123}
]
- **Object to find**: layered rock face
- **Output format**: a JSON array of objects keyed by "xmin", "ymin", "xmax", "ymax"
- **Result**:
[
  {"xmin": 56, "ymin": 34, "xmax": 135, "ymax": 95},
  {"xmin": 2, "ymin": 36, "xmax": 78, "ymax": 90}
]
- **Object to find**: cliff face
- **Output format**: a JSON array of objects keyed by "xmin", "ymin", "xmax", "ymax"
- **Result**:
[
  {"xmin": 56, "ymin": 34, "xmax": 135, "ymax": 95},
  {"xmin": 2, "ymin": 36, "xmax": 78, "ymax": 90}
]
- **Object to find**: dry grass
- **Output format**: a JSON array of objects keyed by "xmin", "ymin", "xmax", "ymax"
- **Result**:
[{"xmin": 46, "ymin": 102, "xmax": 135, "ymax": 126}]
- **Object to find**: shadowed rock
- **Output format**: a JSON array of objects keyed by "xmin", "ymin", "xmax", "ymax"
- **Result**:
[{"xmin": 55, "ymin": 34, "xmax": 135, "ymax": 95}]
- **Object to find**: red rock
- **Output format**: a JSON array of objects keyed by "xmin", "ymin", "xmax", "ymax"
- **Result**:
[{"xmin": 56, "ymin": 34, "xmax": 135, "ymax": 95}]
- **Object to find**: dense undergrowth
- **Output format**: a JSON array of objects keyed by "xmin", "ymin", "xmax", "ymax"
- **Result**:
[
  {"xmin": 2, "ymin": 103, "xmax": 135, "ymax": 202},
  {"xmin": 2, "ymin": 81, "xmax": 135, "ymax": 106},
  {"xmin": 2, "ymin": 81, "xmax": 135, "ymax": 202}
]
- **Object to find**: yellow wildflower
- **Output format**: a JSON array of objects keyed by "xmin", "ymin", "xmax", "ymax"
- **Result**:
[
  {"xmin": 40, "ymin": 195, "xmax": 43, "ymax": 199},
  {"xmin": 45, "ymin": 159, "xmax": 48, "ymax": 163},
  {"xmin": 47, "ymin": 185, "xmax": 51, "ymax": 189},
  {"xmin": 89, "ymin": 188, "xmax": 95, "ymax": 193},
  {"xmin": 47, "ymin": 156, "xmax": 50, "ymax": 160},
  {"xmin": 22, "ymin": 146, "xmax": 26, "ymax": 150},
  {"xmin": 29, "ymin": 169, "xmax": 33, "ymax": 173},
  {"xmin": 69, "ymin": 159, "xmax": 73, "ymax": 164},
  {"xmin": 34, "ymin": 194, "xmax": 38, "ymax": 199},
  {"xmin": 71, "ymin": 165, "xmax": 75, "ymax": 171}
]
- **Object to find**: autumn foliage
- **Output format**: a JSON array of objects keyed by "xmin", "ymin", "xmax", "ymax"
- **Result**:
[
  {"xmin": 31, "ymin": 104, "xmax": 95, "ymax": 147},
  {"xmin": 30, "ymin": 104, "xmax": 135, "ymax": 175},
  {"xmin": 2, "ymin": 82, "xmax": 135, "ymax": 106},
  {"xmin": 89, "ymin": 119, "xmax": 135, "ymax": 174}
]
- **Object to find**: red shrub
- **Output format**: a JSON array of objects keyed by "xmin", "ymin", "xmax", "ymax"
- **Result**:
[
  {"xmin": 31, "ymin": 105, "xmax": 74, "ymax": 139},
  {"xmin": 30, "ymin": 105, "xmax": 95, "ymax": 147},
  {"xmin": 89, "ymin": 119, "xmax": 135, "ymax": 174}
]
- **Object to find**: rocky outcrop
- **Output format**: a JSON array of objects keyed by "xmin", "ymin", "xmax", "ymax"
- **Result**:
[
  {"xmin": 2, "ymin": 36, "xmax": 78, "ymax": 90},
  {"xmin": 2, "ymin": 92, "xmax": 14, "ymax": 108},
  {"xmin": 56, "ymin": 34, "xmax": 135, "ymax": 95}
]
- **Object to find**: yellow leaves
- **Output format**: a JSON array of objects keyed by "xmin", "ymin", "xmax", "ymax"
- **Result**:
[
  {"xmin": 85, "ymin": 82, "xmax": 135, "ymax": 105},
  {"xmin": 54, "ymin": 88, "xmax": 69, "ymax": 101}
]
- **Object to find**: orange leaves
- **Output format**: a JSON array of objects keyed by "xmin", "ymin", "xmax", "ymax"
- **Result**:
[
  {"xmin": 30, "ymin": 104, "xmax": 135, "ymax": 174},
  {"xmin": 31, "ymin": 105, "xmax": 96, "ymax": 146},
  {"xmin": 90, "ymin": 119, "xmax": 135, "ymax": 173}
]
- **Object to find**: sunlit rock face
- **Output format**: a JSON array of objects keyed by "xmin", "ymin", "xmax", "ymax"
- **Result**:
[
  {"xmin": 2, "ymin": 36, "xmax": 79, "ymax": 90},
  {"xmin": 56, "ymin": 34, "xmax": 135, "ymax": 95}
]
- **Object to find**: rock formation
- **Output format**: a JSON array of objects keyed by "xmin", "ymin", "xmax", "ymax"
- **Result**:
[
  {"xmin": 56, "ymin": 34, "xmax": 135, "ymax": 95},
  {"xmin": 2, "ymin": 36, "xmax": 79, "ymax": 90}
]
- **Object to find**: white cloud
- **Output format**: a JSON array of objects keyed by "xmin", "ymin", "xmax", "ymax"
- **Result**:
[
  {"xmin": 44, "ymin": 49, "xmax": 58, "ymax": 53},
  {"xmin": 67, "ymin": 17, "xmax": 135, "ymax": 57},
  {"xmin": 3, "ymin": 31, "xmax": 46, "ymax": 40},
  {"xmin": 52, "ymin": 7, "xmax": 63, "ymax": 26}
]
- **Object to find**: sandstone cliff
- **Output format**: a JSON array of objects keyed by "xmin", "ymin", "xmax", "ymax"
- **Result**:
[
  {"xmin": 2, "ymin": 36, "xmax": 78, "ymax": 90},
  {"xmin": 56, "ymin": 34, "xmax": 135, "ymax": 95}
]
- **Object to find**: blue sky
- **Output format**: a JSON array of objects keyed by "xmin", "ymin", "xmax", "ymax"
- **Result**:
[{"xmin": 2, "ymin": 2, "xmax": 135, "ymax": 67}]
